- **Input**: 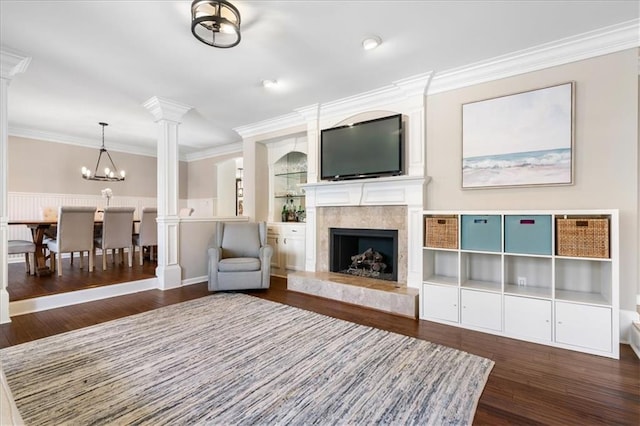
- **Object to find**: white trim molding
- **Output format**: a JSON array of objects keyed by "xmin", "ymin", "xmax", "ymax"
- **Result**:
[{"xmin": 429, "ymin": 18, "xmax": 640, "ymax": 95}]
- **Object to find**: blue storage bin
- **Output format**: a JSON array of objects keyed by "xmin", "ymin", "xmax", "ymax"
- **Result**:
[
  {"xmin": 461, "ymin": 215, "xmax": 501, "ymax": 252},
  {"xmin": 505, "ymin": 215, "xmax": 552, "ymax": 255}
]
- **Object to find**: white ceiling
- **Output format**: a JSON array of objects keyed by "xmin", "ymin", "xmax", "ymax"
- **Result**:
[{"xmin": 1, "ymin": 1, "xmax": 638, "ymax": 158}]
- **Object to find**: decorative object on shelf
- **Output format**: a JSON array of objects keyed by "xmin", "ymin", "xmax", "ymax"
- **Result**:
[
  {"xmin": 81, "ymin": 122, "xmax": 126, "ymax": 182},
  {"xmin": 101, "ymin": 188, "xmax": 113, "ymax": 206},
  {"xmin": 556, "ymin": 216, "xmax": 609, "ymax": 258},
  {"xmin": 462, "ymin": 82, "xmax": 574, "ymax": 189},
  {"xmin": 424, "ymin": 215, "xmax": 458, "ymax": 249},
  {"xmin": 191, "ymin": 0, "xmax": 241, "ymax": 48}
]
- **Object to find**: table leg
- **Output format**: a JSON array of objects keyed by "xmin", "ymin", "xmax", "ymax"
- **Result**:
[{"xmin": 30, "ymin": 226, "xmax": 52, "ymax": 276}]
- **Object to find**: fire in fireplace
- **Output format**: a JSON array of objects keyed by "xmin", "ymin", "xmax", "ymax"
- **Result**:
[{"xmin": 329, "ymin": 228, "xmax": 398, "ymax": 282}]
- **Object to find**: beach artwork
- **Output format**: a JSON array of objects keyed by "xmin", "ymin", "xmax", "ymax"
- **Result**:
[{"xmin": 462, "ymin": 82, "xmax": 574, "ymax": 189}]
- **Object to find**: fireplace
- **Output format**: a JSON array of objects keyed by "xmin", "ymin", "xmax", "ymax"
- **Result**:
[{"xmin": 329, "ymin": 228, "xmax": 398, "ymax": 282}]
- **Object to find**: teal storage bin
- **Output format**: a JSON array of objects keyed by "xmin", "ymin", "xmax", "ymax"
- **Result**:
[
  {"xmin": 461, "ymin": 215, "xmax": 501, "ymax": 252},
  {"xmin": 505, "ymin": 215, "xmax": 552, "ymax": 255}
]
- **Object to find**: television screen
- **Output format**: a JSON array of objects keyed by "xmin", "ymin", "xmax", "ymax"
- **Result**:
[{"xmin": 320, "ymin": 114, "xmax": 403, "ymax": 180}]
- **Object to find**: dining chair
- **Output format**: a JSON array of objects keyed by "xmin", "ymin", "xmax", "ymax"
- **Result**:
[
  {"xmin": 133, "ymin": 207, "xmax": 157, "ymax": 266},
  {"xmin": 47, "ymin": 206, "xmax": 97, "ymax": 276},
  {"xmin": 95, "ymin": 207, "xmax": 135, "ymax": 270},
  {"xmin": 8, "ymin": 240, "xmax": 36, "ymax": 275}
]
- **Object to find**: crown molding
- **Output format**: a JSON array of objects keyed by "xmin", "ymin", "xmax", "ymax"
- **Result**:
[
  {"xmin": 8, "ymin": 126, "xmax": 157, "ymax": 157},
  {"xmin": 0, "ymin": 46, "xmax": 31, "ymax": 80},
  {"xmin": 143, "ymin": 96, "xmax": 193, "ymax": 123},
  {"xmin": 429, "ymin": 18, "xmax": 640, "ymax": 95},
  {"xmin": 233, "ymin": 112, "xmax": 305, "ymax": 139},
  {"xmin": 183, "ymin": 141, "xmax": 243, "ymax": 162},
  {"xmin": 319, "ymin": 72, "xmax": 432, "ymax": 122}
]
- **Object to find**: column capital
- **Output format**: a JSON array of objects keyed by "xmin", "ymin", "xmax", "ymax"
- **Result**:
[
  {"xmin": 1, "ymin": 47, "xmax": 31, "ymax": 80},
  {"xmin": 143, "ymin": 96, "xmax": 192, "ymax": 123}
]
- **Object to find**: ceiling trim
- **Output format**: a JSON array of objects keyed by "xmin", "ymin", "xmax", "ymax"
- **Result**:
[
  {"xmin": 8, "ymin": 126, "xmax": 158, "ymax": 158},
  {"xmin": 183, "ymin": 141, "xmax": 243, "ymax": 162},
  {"xmin": 429, "ymin": 18, "xmax": 639, "ymax": 95},
  {"xmin": 0, "ymin": 46, "xmax": 31, "ymax": 79},
  {"xmin": 319, "ymin": 72, "xmax": 433, "ymax": 122},
  {"xmin": 143, "ymin": 96, "xmax": 193, "ymax": 123},
  {"xmin": 233, "ymin": 112, "xmax": 306, "ymax": 139}
]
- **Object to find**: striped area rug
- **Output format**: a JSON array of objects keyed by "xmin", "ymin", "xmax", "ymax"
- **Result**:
[{"xmin": 1, "ymin": 293, "xmax": 494, "ymax": 425}]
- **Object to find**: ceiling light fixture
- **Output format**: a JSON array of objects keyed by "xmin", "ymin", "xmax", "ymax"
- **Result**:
[
  {"xmin": 81, "ymin": 122, "xmax": 126, "ymax": 182},
  {"xmin": 262, "ymin": 79, "xmax": 278, "ymax": 88},
  {"xmin": 362, "ymin": 35, "xmax": 382, "ymax": 51},
  {"xmin": 191, "ymin": 0, "xmax": 241, "ymax": 48}
]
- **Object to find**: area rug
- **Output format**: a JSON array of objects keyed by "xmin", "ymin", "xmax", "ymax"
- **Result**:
[{"xmin": 1, "ymin": 293, "xmax": 494, "ymax": 425}]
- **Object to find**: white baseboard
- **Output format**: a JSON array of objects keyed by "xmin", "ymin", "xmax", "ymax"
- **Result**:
[
  {"xmin": 181, "ymin": 276, "xmax": 208, "ymax": 287},
  {"xmin": 9, "ymin": 278, "xmax": 158, "ymax": 317}
]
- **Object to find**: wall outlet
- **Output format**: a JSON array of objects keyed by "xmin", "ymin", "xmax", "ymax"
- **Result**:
[{"xmin": 517, "ymin": 276, "xmax": 527, "ymax": 286}]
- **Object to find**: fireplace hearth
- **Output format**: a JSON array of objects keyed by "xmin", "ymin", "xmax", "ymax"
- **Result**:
[{"xmin": 330, "ymin": 228, "xmax": 398, "ymax": 282}]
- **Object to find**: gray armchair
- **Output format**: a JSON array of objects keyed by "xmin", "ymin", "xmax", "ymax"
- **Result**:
[{"xmin": 208, "ymin": 221, "xmax": 272, "ymax": 291}]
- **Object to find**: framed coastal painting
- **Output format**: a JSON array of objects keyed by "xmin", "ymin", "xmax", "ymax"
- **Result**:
[{"xmin": 462, "ymin": 82, "xmax": 574, "ymax": 189}]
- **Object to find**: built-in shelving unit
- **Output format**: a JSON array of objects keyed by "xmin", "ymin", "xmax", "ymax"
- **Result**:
[
  {"xmin": 421, "ymin": 210, "xmax": 619, "ymax": 359},
  {"xmin": 272, "ymin": 151, "xmax": 307, "ymax": 222}
]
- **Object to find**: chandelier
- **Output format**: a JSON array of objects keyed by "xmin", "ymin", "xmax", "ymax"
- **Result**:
[
  {"xmin": 191, "ymin": 0, "xmax": 241, "ymax": 48},
  {"xmin": 81, "ymin": 122, "xmax": 125, "ymax": 182}
]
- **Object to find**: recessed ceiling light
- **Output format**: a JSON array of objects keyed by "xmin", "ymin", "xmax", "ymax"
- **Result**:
[
  {"xmin": 262, "ymin": 79, "xmax": 278, "ymax": 88},
  {"xmin": 362, "ymin": 36, "xmax": 382, "ymax": 51}
]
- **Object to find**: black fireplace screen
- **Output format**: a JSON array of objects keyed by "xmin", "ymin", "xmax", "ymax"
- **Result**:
[{"xmin": 329, "ymin": 228, "xmax": 398, "ymax": 282}]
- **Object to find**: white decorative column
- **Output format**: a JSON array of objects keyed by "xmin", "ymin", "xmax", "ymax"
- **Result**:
[
  {"xmin": 295, "ymin": 104, "xmax": 320, "ymax": 271},
  {"xmin": 0, "ymin": 48, "xmax": 31, "ymax": 323},
  {"xmin": 143, "ymin": 96, "xmax": 192, "ymax": 290}
]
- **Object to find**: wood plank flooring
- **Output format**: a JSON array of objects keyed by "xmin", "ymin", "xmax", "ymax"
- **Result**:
[{"xmin": 2, "ymin": 270, "xmax": 639, "ymax": 425}]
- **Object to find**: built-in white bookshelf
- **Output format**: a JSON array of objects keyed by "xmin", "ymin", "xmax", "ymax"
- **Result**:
[{"xmin": 421, "ymin": 210, "xmax": 619, "ymax": 359}]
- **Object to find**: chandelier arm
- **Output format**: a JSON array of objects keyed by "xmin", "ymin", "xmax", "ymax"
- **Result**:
[
  {"xmin": 104, "ymin": 150, "xmax": 120, "ymax": 175},
  {"xmin": 94, "ymin": 150, "xmax": 106, "ymax": 177}
]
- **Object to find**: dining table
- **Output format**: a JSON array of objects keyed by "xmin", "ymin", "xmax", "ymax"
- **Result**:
[{"xmin": 8, "ymin": 219, "xmax": 138, "ymax": 276}]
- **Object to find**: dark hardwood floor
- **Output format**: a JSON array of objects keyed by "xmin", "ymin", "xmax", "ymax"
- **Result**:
[
  {"xmin": 7, "ymin": 252, "xmax": 157, "ymax": 301},
  {"xmin": 2, "ymin": 265, "xmax": 639, "ymax": 425}
]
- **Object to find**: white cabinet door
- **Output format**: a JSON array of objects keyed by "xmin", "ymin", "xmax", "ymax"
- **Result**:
[
  {"xmin": 423, "ymin": 284, "xmax": 458, "ymax": 323},
  {"xmin": 504, "ymin": 295, "xmax": 551, "ymax": 341},
  {"xmin": 461, "ymin": 289, "xmax": 502, "ymax": 331},
  {"xmin": 555, "ymin": 301, "xmax": 612, "ymax": 353},
  {"xmin": 281, "ymin": 225, "xmax": 305, "ymax": 272},
  {"xmin": 266, "ymin": 225, "xmax": 282, "ymax": 271}
]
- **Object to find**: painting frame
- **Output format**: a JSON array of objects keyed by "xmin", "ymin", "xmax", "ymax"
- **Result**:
[{"xmin": 461, "ymin": 82, "xmax": 575, "ymax": 189}]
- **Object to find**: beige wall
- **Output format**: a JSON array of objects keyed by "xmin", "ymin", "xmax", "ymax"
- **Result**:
[
  {"xmin": 9, "ymin": 135, "xmax": 190, "ymax": 199},
  {"xmin": 187, "ymin": 156, "xmax": 217, "ymax": 199},
  {"xmin": 9, "ymin": 136, "xmax": 159, "ymax": 197},
  {"xmin": 425, "ymin": 49, "xmax": 639, "ymax": 311}
]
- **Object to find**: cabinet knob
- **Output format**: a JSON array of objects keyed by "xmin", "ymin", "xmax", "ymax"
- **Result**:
[
  {"xmin": 558, "ymin": 321, "xmax": 563, "ymax": 324},
  {"xmin": 291, "ymin": 229, "xmax": 297, "ymax": 233},
  {"xmin": 453, "ymin": 304, "xmax": 457, "ymax": 307},
  {"xmin": 284, "ymin": 238, "xmax": 287, "ymax": 244}
]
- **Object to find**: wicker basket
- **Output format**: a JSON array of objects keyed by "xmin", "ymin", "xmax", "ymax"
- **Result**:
[
  {"xmin": 556, "ymin": 217, "xmax": 609, "ymax": 258},
  {"xmin": 425, "ymin": 216, "xmax": 458, "ymax": 249}
]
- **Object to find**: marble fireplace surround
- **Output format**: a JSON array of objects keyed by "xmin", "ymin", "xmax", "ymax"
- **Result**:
[
  {"xmin": 302, "ymin": 175, "xmax": 425, "ymax": 288},
  {"xmin": 317, "ymin": 206, "xmax": 407, "ymax": 284}
]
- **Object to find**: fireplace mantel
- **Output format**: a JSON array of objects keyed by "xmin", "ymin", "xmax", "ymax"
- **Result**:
[
  {"xmin": 302, "ymin": 175, "xmax": 429, "ymax": 289},
  {"xmin": 302, "ymin": 175, "xmax": 428, "ymax": 208}
]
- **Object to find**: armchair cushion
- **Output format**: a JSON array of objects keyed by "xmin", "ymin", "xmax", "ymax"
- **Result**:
[
  {"xmin": 218, "ymin": 257, "xmax": 261, "ymax": 272},
  {"xmin": 220, "ymin": 222, "xmax": 261, "ymax": 258}
]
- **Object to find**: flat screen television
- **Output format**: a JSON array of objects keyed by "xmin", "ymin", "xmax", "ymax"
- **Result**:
[{"xmin": 320, "ymin": 114, "xmax": 404, "ymax": 181}]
